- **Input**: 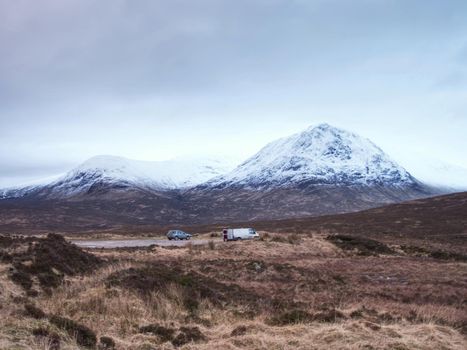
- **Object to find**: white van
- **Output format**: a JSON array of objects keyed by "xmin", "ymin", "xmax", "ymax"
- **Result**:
[{"xmin": 223, "ymin": 228, "xmax": 259, "ymax": 241}]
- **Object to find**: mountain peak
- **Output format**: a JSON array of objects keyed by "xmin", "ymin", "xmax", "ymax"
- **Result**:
[{"xmin": 206, "ymin": 124, "xmax": 414, "ymax": 189}]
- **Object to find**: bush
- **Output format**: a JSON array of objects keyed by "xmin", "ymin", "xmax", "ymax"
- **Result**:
[
  {"xmin": 0, "ymin": 250, "xmax": 12, "ymax": 263},
  {"xmin": 230, "ymin": 325, "xmax": 247, "ymax": 337},
  {"xmin": 32, "ymin": 327, "xmax": 60, "ymax": 350},
  {"xmin": 287, "ymin": 233, "xmax": 301, "ymax": 245},
  {"xmin": 139, "ymin": 324, "xmax": 175, "ymax": 342},
  {"xmin": 49, "ymin": 315, "xmax": 97, "ymax": 348},
  {"xmin": 183, "ymin": 297, "xmax": 200, "ymax": 315},
  {"xmin": 171, "ymin": 326, "xmax": 206, "ymax": 347},
  {"xmin": 99, "ymin": 336, "xmax": 116, "ymax": 349},
  {"xmin": 270, "ymin": 235, "xmax": 288, "ymax": 243},
  {"xmin": 24, "ymin": 303, "xmax": 46, "ymax": 319},
  {"xmin": 10, "ymin": 269, "xmax": 33, "ymax": 290},
  {"xmin": 327, "ymin": 234, "xmax": 394, "ymax": 255},
  {"xmin": 267, "ymin": 309, "xmax": 313, "ymax": 326},
  {"xmin": 246, "ymin": 261, "xmax": 266, "ymax": 273},
  {"xmin": 8, "ymin": 234, "xmax": 102, "ymax": 291},
  {"xmin": 268, "ymin": 308, "xmax": 346, "ymax": 326},
  {"xmin": 260, "ymin": 232, "xmax": 270, "ymax": 241},
  {"xmin": 313, "ymin": 309, "xmax": 346, "ymax": 323},
  {"xmin": 208, "ymin": 240, "xmax": 215, "ymax": 250}
]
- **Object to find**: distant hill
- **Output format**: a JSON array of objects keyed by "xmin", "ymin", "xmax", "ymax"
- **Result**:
[{"xmin": 246, "ymin": 191, "xmax": 467, "ymax": 248}]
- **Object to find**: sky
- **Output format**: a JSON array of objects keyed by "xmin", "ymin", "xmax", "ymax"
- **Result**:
[{"xmin": 1, "ymin": 0, "xmax": 467, "ymax": 188}]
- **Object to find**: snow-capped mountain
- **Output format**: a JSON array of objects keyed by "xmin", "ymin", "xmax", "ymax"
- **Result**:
[
  {"xmin": 0, "ymin": 124, "xmax": 440, "ymax": 229},
  {"xmin": 2, "ymin": 155, "xmax": 238, "ymax": 199},
  {"xmin": 205, "ymin": 123, "xmax": 416, "ymax": 189}
]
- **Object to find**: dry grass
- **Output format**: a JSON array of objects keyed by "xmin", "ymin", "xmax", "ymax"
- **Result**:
[{"xmin": 0, "ymin": 234, "xmax": 465, "ymax": 349}]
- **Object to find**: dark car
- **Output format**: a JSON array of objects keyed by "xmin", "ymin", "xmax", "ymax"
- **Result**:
[{"xmin": 167, "ymin": 230, "xmax": 192, "ymax": 240}]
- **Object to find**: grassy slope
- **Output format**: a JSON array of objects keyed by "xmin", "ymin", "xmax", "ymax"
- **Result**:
[{"xmin": 0, "ymin": 232, "xmax": 466, "ymax": 349}]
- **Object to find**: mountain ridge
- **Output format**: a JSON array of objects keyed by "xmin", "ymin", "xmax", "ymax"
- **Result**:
[
  {"xmin": 0, "ymin": 123, "xmax": 444, "ymax": 230},
  {"xmin": 1, "ymin": 155, "xmax": 238, "ymax": 199}
]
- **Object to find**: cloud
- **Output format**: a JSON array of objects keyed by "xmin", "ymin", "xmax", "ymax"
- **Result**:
[{"xmin": 1, "ymin": 0, "xmax": 467, "ymax": 187}]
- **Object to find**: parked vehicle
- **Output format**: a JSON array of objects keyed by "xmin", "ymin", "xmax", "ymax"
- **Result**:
[
  {"xmin": 167, "ymin": 230, "xmax": 192, "ymax": 240},
  {"xmin": 223, "ymin": 228, "xmax": 259, "ymax": 241}
]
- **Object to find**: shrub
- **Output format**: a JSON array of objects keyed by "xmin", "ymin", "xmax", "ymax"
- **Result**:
[
  {"xmin": 287, "ymin": 233, "xmax": 301, "ymax": 245},
  {"xmin": 49, "ymin": 315, "xmax": 97, "ymax": 348},
  {"xmin": 271, "ymin": 235, "xmax": 288, "ymax": 243},
  {"xmin": 183, "ymin": 297, "xmax": 200, "ymax": 315},
  {"xmin": 350, "ymin": 309, "xmax": 364, "ymax": 319},
  {"xmin": 230, "ymin": 325, "xmax": 247, "ymax": 337},
  {"xmin": 0, "ymin": 250, "xmax": 12, "ymax": 263},
  {"xmin": 139, "ymin": 324, "xmax": 175, "ymax": 342},
  {"xmin": 171, "ymin": 326, "xmax": 206, "ymax": 347},
  {"xmin": 24, "ymin": 303, "xmax": 46, "ymax": 319},
  {"xmin": 327, "ymin": 234, "xmax": 394, "ymax": 255},
  {"xmin": 260, "ymin": 232, "xmax": 270, "ymax": 241},
  {"xmin": 208, "ymin": 240, "xmax": 215, "ymax": 250},
  {"xmin": 10, "ymin": 269, "xmax": 33, "ymax": 290},
  {"xmin": 313, "ymin": 309, "xmax": 346, "ymax": 323},
  {"xmin": 246, "ymin": 261, "xmax": 266, "ymax": 273},
  {"xmin": 99, "ymin": 336, "xmax": 116, "ymax": 349},
  {"xmin": 8, "ymin": 234, "xmax": 102, "ymax": 292},
  {"xmin": 268, "ymin": 308, "xmax": 345, "ymax": 326},
  {"xmin": 32, "ymin": 327, "xmax": 60, "ymax": 350},
  {"xmin": 267, "ymin": 309, "xmax": 313, "ymax": 326}
]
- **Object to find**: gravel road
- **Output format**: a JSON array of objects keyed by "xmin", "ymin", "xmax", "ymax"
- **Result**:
[{"xmin": 71, "ymin": 239, "xmax": 212, "ymax": 249}]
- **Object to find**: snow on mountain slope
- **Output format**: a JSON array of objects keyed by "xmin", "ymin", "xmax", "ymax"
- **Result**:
[
  {"xmin": 52, "ymin": 155, "xmax": 238, "ymax": 195},
  {"xmin": 206, "ymin": 124, "xmax": 415, "ymax": 189},
  {"xmin": 2, "ymin": 155, "xmax": 238, "ymax": 198},
  {"xmin": 0, "ymin": 174, "xmax": 64, "ymax": 199}
]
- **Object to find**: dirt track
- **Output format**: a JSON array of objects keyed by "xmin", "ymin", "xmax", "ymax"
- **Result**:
[{"xmin": 71, "ymin": 238, "xmax": 212, "ymax": 249}]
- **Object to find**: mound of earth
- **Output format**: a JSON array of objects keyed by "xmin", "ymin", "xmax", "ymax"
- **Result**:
[{"xmin": 3, "ymin": 233, "xmax": 102, "ymax": 292}]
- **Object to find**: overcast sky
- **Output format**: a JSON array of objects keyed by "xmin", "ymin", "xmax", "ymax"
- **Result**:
[{"xmin": 1, "ymin": 0, "xmax": 467, "ymax": 188}]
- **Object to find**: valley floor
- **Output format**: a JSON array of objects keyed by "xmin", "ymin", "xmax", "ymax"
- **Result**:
[{"xmin": 0, "ymin": 231, "xmax": 466, "ymax": 349}]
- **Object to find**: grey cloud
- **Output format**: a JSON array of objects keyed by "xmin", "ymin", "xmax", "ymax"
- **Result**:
[{"xmin": 1, "ymin": 0, "xmax": 467, "ymax": 187}]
